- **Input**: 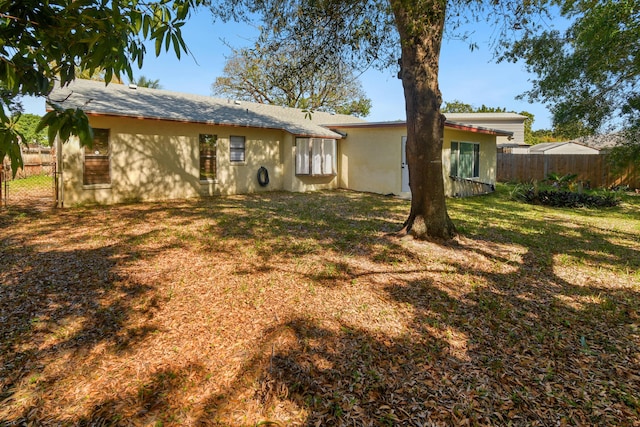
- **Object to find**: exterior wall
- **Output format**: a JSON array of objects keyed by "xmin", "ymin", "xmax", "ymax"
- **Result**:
[
  {"xmin": 338, "ymin": 126, "xmax": 497, "ymax": 197},
  {"xmin": 338, "ymin": 127, "xmax": 403, "ymax": 195},
  {"xmin": 60, "ymin": 116, "xmax": 286, "ymax": 206},
  {"xmin": 443, "ymin": 129, "xmax": 497, "ymax": 196},
  {"xmin": 58, "ymin": 115, "xmax": 498, "ymax": 206}
]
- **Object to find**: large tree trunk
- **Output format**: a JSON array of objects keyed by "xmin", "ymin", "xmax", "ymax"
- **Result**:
[{"xmin": 391, "ymin": 0, "xmax": 456, "ymax": 240}]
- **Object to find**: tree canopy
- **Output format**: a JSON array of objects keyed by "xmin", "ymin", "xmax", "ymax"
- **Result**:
[
  {"xmin": 14, "ymin": 113, "xmax": 48, "ymax": 147},
  {"xmin": 505, "ymin": 0, "xmax": 640, "ymax": 138},
  {"xmin": 442, "ymin": 100, "xmax": 508, "ymax": 114},
  {"xmin": 0, "ymin": 0, "xmax": 202, "ymax": 175},
  {"xmin": 132, "ymin": 76, "xmax": 163, "ymax": 89},
  {"xmin": 212, "ymin": 46, "xmax": 372, "ymax": 117}
]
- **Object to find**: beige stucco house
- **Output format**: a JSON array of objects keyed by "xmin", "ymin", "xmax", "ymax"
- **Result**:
[
  {"xmin": 49, "ymin": 80, "xmax": 512, "ymax": 206},
  {"xmin": 329, "ymin": 121, "xmax": 511, "ymax": 198}
]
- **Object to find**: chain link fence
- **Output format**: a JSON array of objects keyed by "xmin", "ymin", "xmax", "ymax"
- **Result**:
[{"xmin": 1, "ymin": 146, "xmax": 56, "ymax": 210}]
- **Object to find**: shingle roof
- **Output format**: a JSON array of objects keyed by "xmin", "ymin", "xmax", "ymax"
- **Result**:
[
  {"xmin": 327, "ymin": 120, "xmax": 514, "ymax": 137},
  {"xmin": 529, "ymin": 141, "xmax": 601, "ymax": 153},
  {"xmin": 570, "ymin": 134, "xmax": 624, "ymax": 150},
  {"xmin": 47, "ymin": 79, "xmax": 366, "ymax": 139},
  {"xmin": 444, "ymin": 113, "xmax": 528, "ymax": 121}
]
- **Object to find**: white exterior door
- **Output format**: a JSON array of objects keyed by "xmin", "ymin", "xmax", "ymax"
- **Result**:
[{"xmin": 401, "ymin": 136, "xmax": 410, "ymax": 193}]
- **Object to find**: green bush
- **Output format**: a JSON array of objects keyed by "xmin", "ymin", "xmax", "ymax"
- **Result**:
[{"xmin": 510, "ymin": 184, "xmax": 621, "ymax": 208}]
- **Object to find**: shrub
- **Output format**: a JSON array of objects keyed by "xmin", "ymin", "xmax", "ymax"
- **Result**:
[{"xmin": 510, "ymin": 184, "xmax": 621, "ymax": 208}]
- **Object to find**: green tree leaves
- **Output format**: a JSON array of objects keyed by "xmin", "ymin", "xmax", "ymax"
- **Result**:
[
  {"xmin": 212, "ymin": 46, "xmax": 372, "ymax": 117},
  {"xmin": 15, "ymin": 114, "xmax": 48, "ymax": 147},
  {"xmin": 0, "ymin": 109, "xmax": 25, "ymax": 177},
  {"xmin": 506, "ymin": 0, "xmax": 640, "ymax": 136},
  {"xmin": 0, "ymin": 0, "xmax": 202, "ymax": 175}
]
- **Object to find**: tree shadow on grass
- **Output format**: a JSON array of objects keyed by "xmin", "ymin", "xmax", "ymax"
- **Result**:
[
  {"xmin": 198, "ymin": 242, "xmax": 639, "ymax": 426},
  {"xmin": 0, "ymin": 243, "xmax": 164, "ymax": 424},
  {"xmin": 198, "ymin": 316, "xmax": 451, "ymax": 426},
  {"xmin": 197, "ymin": 195, "xmax": 640, "ymax": 425},
  {"xmin": 1, "ymin": 190, "xmax": 638, "ymax": 425}
]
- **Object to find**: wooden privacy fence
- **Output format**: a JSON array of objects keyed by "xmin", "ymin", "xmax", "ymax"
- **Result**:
[
  {"xmin": 1, "ymin": 146, "xmax": 56, "ymax": 209},
  {"xmin": 497, "ymin": 153, "xmax": 640, "ymax": 189},
  {"xmin": 2, "ymin": 146, "xmax": 55, "ymax": 179}
]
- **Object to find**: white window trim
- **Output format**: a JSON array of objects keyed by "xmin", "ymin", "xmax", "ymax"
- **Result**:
[{"xmin": 295, "ymin": 137, "xmax": 337, "ymax": 176}]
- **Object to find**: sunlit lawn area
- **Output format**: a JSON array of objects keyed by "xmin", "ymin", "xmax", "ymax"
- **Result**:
[
  {"xmin": 1, "ymin": 185, "xmax": 639, "ymax": 426},
  {"xmin": 4, "ymin": 174, "xmax": 53, "ymax": 191}
]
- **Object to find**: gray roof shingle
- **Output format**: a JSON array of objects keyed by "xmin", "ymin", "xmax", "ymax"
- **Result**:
[{"xmin": 48, "ymin": 79, "xmax": 366, "ymax": 139}]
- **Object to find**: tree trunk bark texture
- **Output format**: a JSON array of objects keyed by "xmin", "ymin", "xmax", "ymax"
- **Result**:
[{"xmin": 391, "ymin": 0, "xmax": 456, "ymax": 240}]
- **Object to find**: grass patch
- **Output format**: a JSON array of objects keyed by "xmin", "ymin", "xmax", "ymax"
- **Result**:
[
  {"xmin": 1, "ymin": 188, "xmax": 639, "ymax": 425},
  {"xmin": 5, "ymin": 174, "xmax": 53, "ymax": 191}
]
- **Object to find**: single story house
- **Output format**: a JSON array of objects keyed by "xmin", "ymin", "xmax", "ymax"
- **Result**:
[
  {"xmin": 48, "ymin": 79, "xmax": 512, "ymax": 206},
  {"xmin": 329, "ymin": 121, "xmax": 510, "ymax": 198},
  {"xmin": 508, "ymin": 135, "xmax": 624, "ymax": 156},
  {"xmin": 564, "ymin": 134, "xmax": 623, "ymax": 153},
  {"xmin": 528, "ymin": 141, "xmax": 600, "ymax": 155}
]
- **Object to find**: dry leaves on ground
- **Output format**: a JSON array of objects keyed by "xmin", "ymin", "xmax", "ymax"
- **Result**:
[{"xmin": 1, "ymin": 189, "xmax": 639, "ymax": 426}]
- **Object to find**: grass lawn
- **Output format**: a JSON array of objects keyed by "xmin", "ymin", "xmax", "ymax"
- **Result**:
[
  {"xmin": 3, "ymin": 174, "xmax": 54, "ymax": 207},
  {"xmin": 4, "ymin": 174, "xmax": 53, "ymax": 191},
  {"xmin": 1, "ymin": 186, "xmax": 639, "ymax": 426}
]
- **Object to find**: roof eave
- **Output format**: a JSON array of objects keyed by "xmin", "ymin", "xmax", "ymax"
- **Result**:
[
  {"xmin": 55, "ymin": 109, "xmax": 343, "ymax": 139},
  {"xmin": 327, "ymin": 120, "xmax": 513, "ymax": 137}
]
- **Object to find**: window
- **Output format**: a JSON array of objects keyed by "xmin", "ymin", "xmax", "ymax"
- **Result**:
[
  {"xmin": 199, "ymin": 134, "xmax": 217, "ymax": 180},
  {"xmin": 83, "ymin": 128, "xmax": 110, "ymax": 185},
  {"xmin": 229, "ymin": 135, "xmax": 245, "ymax": 163},
  {"xmin": 450, "ymin": 141, "xmax": 480, "ymax": 179},
  {"xmin": 295, "ymin": 138, "xmax": 337, "ymax": 176}
]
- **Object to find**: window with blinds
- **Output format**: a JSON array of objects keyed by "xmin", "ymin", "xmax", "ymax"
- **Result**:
[
  {"xmin": 229, "ymin": 135, "xmax": 245, "ymax": 163},
  {"xmin": 83, "ymin": 128, "xmax": 111, "ymax": 185}
]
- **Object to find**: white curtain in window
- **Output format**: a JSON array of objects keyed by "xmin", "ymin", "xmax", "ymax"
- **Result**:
[
  {"xmin": 296, "ymin": 138, "xmax": 310, "ymax": 174},
  {"xmin": 311, "ymin": 138, "xmax": 323, "ymax": 175},
  {"xmin": 322, "ymin": 139, "xmax": 336, "ymax": 175}
]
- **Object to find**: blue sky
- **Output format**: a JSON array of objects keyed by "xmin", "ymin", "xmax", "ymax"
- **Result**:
[{"xmin": 22, "ymin": 8, "xmax": 554, "ymax": 130}]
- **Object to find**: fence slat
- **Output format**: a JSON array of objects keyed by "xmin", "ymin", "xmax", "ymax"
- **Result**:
[{"xmin": 496, "ymin": 153, "xmax": 639, "ymax": 189}]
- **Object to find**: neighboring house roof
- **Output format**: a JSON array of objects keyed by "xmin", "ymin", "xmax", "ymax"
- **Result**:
[
  {"xmin": 328, "ymin": 120, "xmax": 514, "ymax": 137},
  {"xmin": 528, "ymin": 142, "xmax": 567, "ymax": 153},
  {"xmin": 528, "ymin": 141, "xmax": 600, "ymax": 154},
  {"xmin": 498, "ymin": 142, "xmax": 531, "ymax": 148},
  {"xmin": 569, "ymin": 133, "xmax": 624, "ymax": 150},
  {"xmin": 47, "ymin": 79, "xmax": 365, "ymax": 139}
]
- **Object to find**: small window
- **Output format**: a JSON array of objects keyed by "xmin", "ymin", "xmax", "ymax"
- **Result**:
[
  {"xmin": 295, "ymin": 138, "xmax": 336, "ymax": 176},
  {"xmin": 451, "ymin": 141, "xmax": 480, "ymax": 179},
  {"xmin": 83, "ymin": 128, "xmax": 111, "ymax": 185},
  {"xmin": 230, "ymin": 135, "xmax": 245, "ymax": 163},
  {"xmin": 199, "ymin": 134, "xmax": 217, "ymax": 180}
]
